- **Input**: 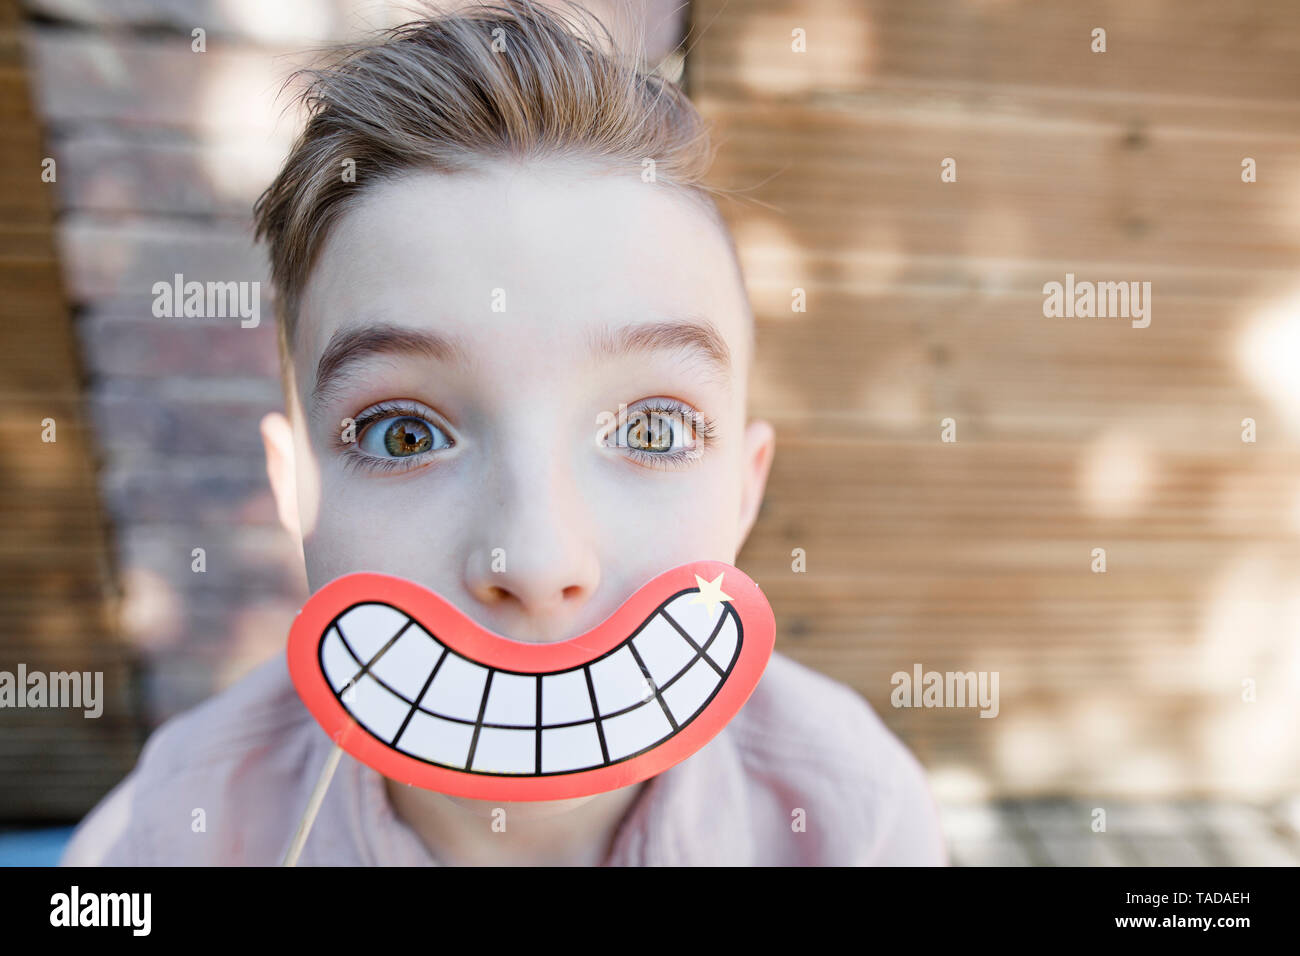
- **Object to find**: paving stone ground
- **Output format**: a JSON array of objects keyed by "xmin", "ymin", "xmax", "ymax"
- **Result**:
[
  {"xmin": 941, "ymin": 799, "xmax": 1300, "ymax": 866},
  {"xmin": 4, "ymin": 801, "xmax": 1299, "ymax": 865}
]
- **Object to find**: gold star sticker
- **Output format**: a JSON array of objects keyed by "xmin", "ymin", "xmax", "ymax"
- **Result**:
[{"xmin": 689, "ymin": 572, "xmax": 733, "ymax": 620}]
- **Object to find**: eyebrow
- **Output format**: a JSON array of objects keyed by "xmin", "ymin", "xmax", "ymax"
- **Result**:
[
  {"xmin": 312, "ymin": 322, "xmax": 468, "ymax": 407},
  {"xmin": 311, "ymin": 315, "xmax": 733, "ymax": 409},
  {"xmin": 588, "ymin": 318, "xmax": 732, "ymax": 384}
]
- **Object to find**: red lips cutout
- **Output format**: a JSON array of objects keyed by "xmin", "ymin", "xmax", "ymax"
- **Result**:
[{"xmin": 287, "ymin": 560, "xmax": 775, "ymax": 801}]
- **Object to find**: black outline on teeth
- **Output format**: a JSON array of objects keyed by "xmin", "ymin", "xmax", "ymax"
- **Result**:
[{"xmin": 322, "ymin": 586, "xmax": 743, "ymax": 776}]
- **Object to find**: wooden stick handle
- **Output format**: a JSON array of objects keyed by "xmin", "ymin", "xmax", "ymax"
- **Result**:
[{"xmin": 281, "ymin": 742, "xmax": 345, "ymax": 867}]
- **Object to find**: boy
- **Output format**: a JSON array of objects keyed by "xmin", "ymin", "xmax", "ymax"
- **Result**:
[{"xmin": 62, "ymin": 1, "xmax": 945, "ymax": 866}]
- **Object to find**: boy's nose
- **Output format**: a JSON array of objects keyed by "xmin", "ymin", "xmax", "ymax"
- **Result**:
[{"xmin": 462, "ymin": 460, "xmax": 601, "ymax": 640}]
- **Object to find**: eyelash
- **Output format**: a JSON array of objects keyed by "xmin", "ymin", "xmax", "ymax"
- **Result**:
[
  {"xmin": 337, "ymin": 399, "xmax": 452, "ymax": 476},
  {"xmin": 335, "ymin": 398, "xmax": 718, "ymax": 475},
  {"xmin": 611, "ymin": 398, "xmax": 718, "ymax": 471}
]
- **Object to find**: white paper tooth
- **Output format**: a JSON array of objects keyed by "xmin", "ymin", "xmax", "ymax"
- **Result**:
[
  {"xmin": 600, "ymin": 701, "xmax": 673, "ymax": 760},
  {"xmin": 418, "ymin": 653, "xmax": 488, "ymax": 720},
  {"xmin": 541, "ymin": 722, "xmax": 605, "ymax": 773},
  {"xmin": 482, "ymin": 672, "xmax": 536, "ymax": 727},
  {"xmin": 368, "ymin": 624, "xmax": 441, "ymax": 701},
  {"xmin": 541, "ymin": 670, "xmax": 593, "ymax": 725},
  {"xmin": 632, "ymin": 614, "xmax": 696, "ymax": 686},
  {"xmin": 321, "ymin": 626, "xmax": 360, "ymax": 691},
  {"xmin": 335, "ymin": 603, "xmax": 411, "ymax": 664},
  {"xmin": 397, "ymin": 710, "xmax": 475, "ymax": 768},
  {"xmin": 470, "ymin": 727, "xmax": 536, "ymax": 773},
  {"xmin": 346, "ymin": 675, "xmax": 411, "ymax": 743},
  {"xmin": 663, "ymin": 657, "xmax": 722, "ymax": 724},
  {"xmin": 588, "ymin": 646, "xmax": 654, "ymax": 716},
  {"xmin": 662, "ymin": 592, "xmax": 727, "ymax": 645},
  {"xmin": 705, "ymin": 613, "xmax": 739, "ymax": 670}
]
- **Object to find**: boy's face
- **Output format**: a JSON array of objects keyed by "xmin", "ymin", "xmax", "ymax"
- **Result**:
[{"xmin": 265, "ymin": 161, "xmax": 773, "ymax": 647}]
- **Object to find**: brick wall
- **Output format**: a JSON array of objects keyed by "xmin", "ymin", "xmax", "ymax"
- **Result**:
[{"xmin": 20, "ymin": 0, "xmax": 686, "ymax": 732}]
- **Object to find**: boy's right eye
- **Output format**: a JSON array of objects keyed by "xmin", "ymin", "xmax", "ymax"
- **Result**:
[
  {"xmin": 344, "ymin": 399, "xmax": 455, "ymax": 469},
  {"xmin": 360, "ymin": 415, "xmax": 452, "ymax": 458}
]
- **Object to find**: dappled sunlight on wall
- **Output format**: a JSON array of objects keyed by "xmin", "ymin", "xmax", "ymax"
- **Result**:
[
  {"xmin": 1077, "ymin": 429, "xmax": 1156, "ymax": 520},
  {"xmin": 1239, "ymin": 290, "xmax": 1300, "ymax": 438},
  {"xmin": 700, "ymin": 0, "xmax": 1300, "ymax": 801}
]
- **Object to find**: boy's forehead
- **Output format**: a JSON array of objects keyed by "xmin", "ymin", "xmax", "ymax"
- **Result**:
[{"xmin": 295, "ymin": 164, "xmax": 752, "ymax": 389}]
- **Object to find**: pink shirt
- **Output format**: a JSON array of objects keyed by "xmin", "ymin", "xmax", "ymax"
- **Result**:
[{"xmin": 60, "ymin": 650, "xmax": 947, "ymax": 865}]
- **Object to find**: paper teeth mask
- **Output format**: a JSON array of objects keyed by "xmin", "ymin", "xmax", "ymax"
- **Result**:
[{"xmin": 287, "ymin": 561, "xmax": 775, "ymax": 801}]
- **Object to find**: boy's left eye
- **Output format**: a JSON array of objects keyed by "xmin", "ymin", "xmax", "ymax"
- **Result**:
[
  {"xmin": 601, "ymin": 399, "xmax": 715, "ymax": 468},
  {"xmin": 623, "ymin": 411, "xmax": 693, "ymax": 453},
  {"xmin": 358, "ymin": 414, "xmax": 452, "ymax": 459}
]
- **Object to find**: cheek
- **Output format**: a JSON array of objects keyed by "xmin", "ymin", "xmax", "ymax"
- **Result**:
[
  {"xmin": 290, "ymin": 425, "xmax": 323, "ymax": 540},
  {"xmin": 301, "ymin": 467, "xmax": 458, "ymax": 588},
  {"xmin": 589, "ymin": 460, "xmax": 741, "ymax": 567}
]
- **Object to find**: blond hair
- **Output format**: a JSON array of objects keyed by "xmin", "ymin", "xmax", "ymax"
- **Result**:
[{"xmin": 253, "ymin": 0, "xmax": 729, "ymax": 373}]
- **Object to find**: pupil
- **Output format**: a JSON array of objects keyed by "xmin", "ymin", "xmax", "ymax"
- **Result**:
[
  {"xmin": 628, "ymin": 414, "xmax": 674, "ymax": 452},
  {"xmin": 383, "ymin": 418, "xmax": 434, "ymax": 456}
]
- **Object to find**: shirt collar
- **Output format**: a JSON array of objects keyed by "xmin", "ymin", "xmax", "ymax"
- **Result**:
[{"xmin": 338, "ymin": 728, "xmax": 753, "ymax": 866}]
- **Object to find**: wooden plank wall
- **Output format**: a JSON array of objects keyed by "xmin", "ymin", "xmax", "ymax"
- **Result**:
[
  {"xmin": 0, "ymin": 0, "xmax": 140, "ymax": 820},
  {"xmin": 692, "ymin": 1, "xmax": 1300, "ymax": 799}
]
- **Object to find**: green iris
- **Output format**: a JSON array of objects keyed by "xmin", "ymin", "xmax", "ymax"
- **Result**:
[
  {"xmin": 628, "ymin": 413, "xmax": 676, "ymax": 452},
  {"xmin": 382, "ymin": 418, "xmax": 435, "ymax": 456}
]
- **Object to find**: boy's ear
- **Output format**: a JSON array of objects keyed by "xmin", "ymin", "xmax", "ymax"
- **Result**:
[
  {"xmin": 736, "ymin": 419, "xmax": 776, "ymax": 552},
  {"xmin": 260, "ymin": 411, "xmax": 302, "ymax": 541}
]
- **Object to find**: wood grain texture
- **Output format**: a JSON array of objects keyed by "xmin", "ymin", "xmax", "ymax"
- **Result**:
[
  {"xmin": 689, "ymin": 0, "xmax": 1300, "ymax": 798},
  {"xmin": 0, "ymin": 0, "xmax": 141, "ymax": 821}
]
